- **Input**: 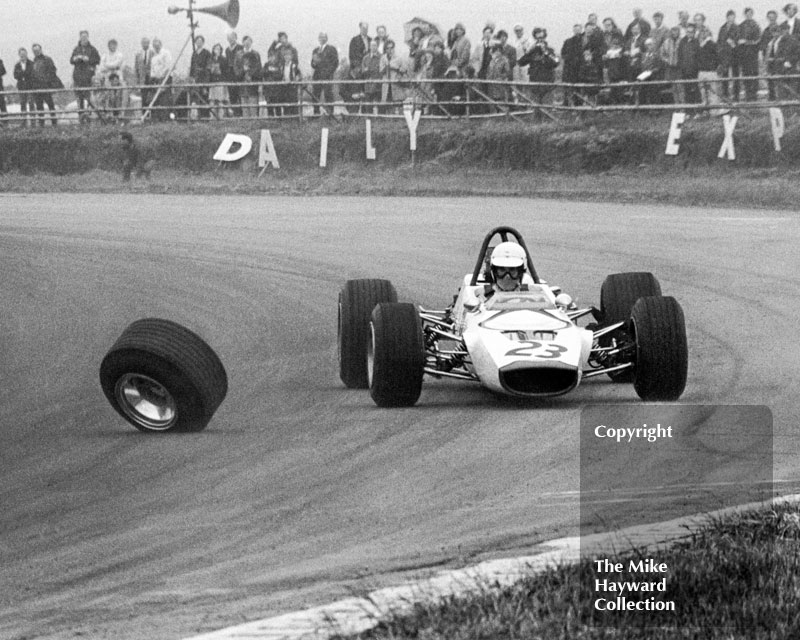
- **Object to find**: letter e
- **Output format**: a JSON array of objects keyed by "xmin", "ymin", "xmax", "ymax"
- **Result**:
[{"xmin": 665, "ymin": 112, "xmax": 685, "ymax": 156}]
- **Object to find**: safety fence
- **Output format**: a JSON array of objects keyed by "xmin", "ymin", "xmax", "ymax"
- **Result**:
[{"xmin": 3, "ymin": 74, "xmax": 800, "ymax": 125}]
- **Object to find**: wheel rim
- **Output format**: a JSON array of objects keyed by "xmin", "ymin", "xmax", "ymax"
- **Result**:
[
  {"xmin": 367, "ymin": 323, "xmax": 376, "ymax": 387},
  {"xmin": 114, "ymin": 373, "xmax": 178, "ymax": 431}
]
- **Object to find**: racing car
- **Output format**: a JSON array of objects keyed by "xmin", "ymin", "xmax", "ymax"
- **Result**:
[{"xmin": 338, "ymin": 226, "xmax": 687, "ymax": 407}]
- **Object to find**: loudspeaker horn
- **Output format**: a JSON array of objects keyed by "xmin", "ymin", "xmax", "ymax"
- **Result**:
[{"xmin": 168, "ymin": 0, "xmax": 239, "ymax": 28}]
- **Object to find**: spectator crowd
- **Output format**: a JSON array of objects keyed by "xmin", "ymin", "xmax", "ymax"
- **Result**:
[{"xmin": 3, "ymin": 5, "xmax": 800, "ymax": 125}]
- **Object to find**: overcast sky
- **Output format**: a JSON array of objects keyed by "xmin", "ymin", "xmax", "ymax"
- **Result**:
[{"xmin": 4, "ymin": 0, "xmax": 771, "ymax": 79}]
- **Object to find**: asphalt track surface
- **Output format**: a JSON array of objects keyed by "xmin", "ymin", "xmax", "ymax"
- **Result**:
[{"xmin": 1, "ymin": 194, "xmax": 798, "ymax": 640}]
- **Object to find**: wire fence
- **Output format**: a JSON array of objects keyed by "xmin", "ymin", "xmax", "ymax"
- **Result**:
[{"xmin": 3, "ymin": 74, "xmax": 800, "ymax": 125}]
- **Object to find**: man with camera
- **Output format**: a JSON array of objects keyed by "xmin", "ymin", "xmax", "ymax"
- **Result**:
[{"xmin": 518, "ymin": 27, "xmax": 560, "ymax": 106}]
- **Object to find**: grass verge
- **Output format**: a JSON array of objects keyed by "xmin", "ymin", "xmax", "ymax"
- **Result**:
[
  {"xmin": 342, "ymin": 503, "xmax": 800, "ymax": 640},
  {"xmin": 3, "ymin": 166, "xmax": 800, "ymax": 211}
]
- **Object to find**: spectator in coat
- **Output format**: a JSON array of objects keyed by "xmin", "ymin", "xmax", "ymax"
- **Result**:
[
  {"xmin": 348, "ymin": 22, "xmax": 370, "ymax": 101},
  {"xmin": 380, "ymin": 39, "xmax": 408, "ymax": 109},
  {"xmin": 718, "ymin": 10, "xmax": 740, "ymax": 100},
  {"xmin": 677, "ymin": 23, "xmax": 702, "ymax": 103},
  {"xmin": 134, "ymin": 38, "xmax": 153, "ymax": 110},
  {"xmin": 486, "ymin": 44, "xmax": 510, "ymax": 107},
  {"xmin": 660, "ymin": 26, "xmax": 683, "ymax": 102},
  {"xmin": 767, "ymin": 21, "xmax": 800, "ymax": 99},
  {"xmin": 14, "ymin": 48, "xmax": 35, "ymax": 126},
  {"xmin": 208, "ymin": 43, "xmax": 229, "ymax": 118},
  {"xmin": 361, "ymin": 39, "xmax": 382, "ymax": 109},
  {"xmin": 738, "ymin": 8, "xmax": 762, "ymax": 101},
  {"xmin": 240, "ymin": 36, "xmax": 262, "ymax": 118},
  {"xmin": 268, "ymin": 32, "xmax": 299, "ymax": 66},
  {"xmin": 190, "ymin": 35, "xmax": 212, "ymax": 118},
  {"xmin": 225, "ymin": 31, "xmax": 244, "ymax": 117},
  {"xmin": 149, "ymin": 38, "xmax": 173, "ymax": 121},
  {"xmin": 260, "ymin": 49, "xmax": 282, "ymax": 116},
  {"xmin": 697, "ymin": 27, "xmax": 727, "ymax": 115},
  {"xmin": 0, "ymin": 58, "xmax": 6, "ymax": 122},
  {"xmin": 278, "ymin": 46, "xmax": 301, "ymax": 115},
  {"xmin": 603, "ymin": 18, "xmax": 627, "ymax": 101},
  {"xmin": 450, "ymin": 23, "xmax": 472, "ymax": 77},
  {"xmin": 783, "ymin": 4, "xmax": 800, "ymax": 38},
  {"xmin": 518, "ymin": 28, "xmax": 560, "ymax": 105},
  {"xmin": 561, "ymin": 24, "xmax": 584, "ymax": 105},
  {"xmin": 650, "ymin": 13, "xmax": 669, "ymax": 52},
  {"xmin": 762, "ymin": 10, "xmax": 781, "ymax": 99},
  {"xmin": 512, "ymin": 24, "xmax": 532, "ymax": 81},
  {"xmin": 476, "ymin": 25, "xmax": 495, "ymax": 80},
  {"xmin": 497, "ymin": 30, "xmax": 517, "ymax": 77},
  {"xmin": 311, "ymin": 32, "xmax": 338, "ymax": 115},
  {"xmin": 374, "ymin": 25, "xmax": 389, "ymax": 55},
  {"xmin": 70, "ymin": 30, "xmax": 101, "ymax": 122},
  {"xmin": 625, "ymin": 8, "xmax": 651, "ymax": 40},
  {"xmin": 578, "ymin": 49, "xmax": 603, "ymax": 103},
  {"xmin": 624, "ymin": 21, "xmax": 648, "ymax": 81},
  {"xmin": 637, "ymin": 38, "xmax": 666, "ymax": 104},
  {"xmin": 31, "ymin": 43, "xmax": 61, "ymax": 126}
]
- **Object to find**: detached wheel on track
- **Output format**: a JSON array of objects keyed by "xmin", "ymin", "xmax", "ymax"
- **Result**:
[
  {"xmin": 631, "ymin": 296, "xmax": 688, "ymax": 401},
  {"xmin": 338, "ymin": 279, "xmax": 397, "ymax": 389},
  {"xmin": 100, "ymin": 318, "xmax": 228, "ymax": 432},
  {"xmin": 368, "ymin": 303, "xmax": 425, "ymax": 407},
  {"xmin": 600, "ymin": 272, "xmax": 662, "ymax": 382}
]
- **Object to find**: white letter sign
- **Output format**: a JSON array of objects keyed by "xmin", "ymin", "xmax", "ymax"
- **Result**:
[
  {"xmin": 365, "ymin": 119, "xmax": 376, "ymax": 160},
  {"xmin": 320, "ymin": 128, "xmax": 329, "ymax": 168},
  {"xmin": 770, "ymin": 108, "xmax": 785, "ymax": 152},
  {"xmin": 664, "ymin": 112, "xmax": 686, "ymax": 156},
  {"xmin": 403, "ymin": 103, "xmax": 422, "ymax": 151},
  {"xmin": 258, "ymin": 129, "xmax": 280, "ymax": 169},
  {"xmin": 213, "ymin": 133, "xmax": 252, "ymax": 162},
  {"xmin": 717, "ymin": 114, "xmax": 738, "ymax": 161}
]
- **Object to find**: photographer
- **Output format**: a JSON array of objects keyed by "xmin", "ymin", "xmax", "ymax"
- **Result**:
[{"xmin": 518, "ymin": 27, "xmax": 560, "ymax": 105}]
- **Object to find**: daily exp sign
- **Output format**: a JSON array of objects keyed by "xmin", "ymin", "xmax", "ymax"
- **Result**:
[{"xmin": 212, "ymin": 107, "xmax": 422, "ymax": 169}]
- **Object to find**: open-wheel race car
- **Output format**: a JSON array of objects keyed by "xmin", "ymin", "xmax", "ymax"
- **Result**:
[{"xmin": 338, "ymin": 226, "xmax": 687, "ymax": 407}]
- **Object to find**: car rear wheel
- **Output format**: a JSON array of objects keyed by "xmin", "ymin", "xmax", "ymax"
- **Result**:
[
  {"xmin": 338, "ymin": 279, "xmax": 397, "ymax": 389},
  {"xmin": 368, "ymin": 302, "xmax": 425, "ymax": 407},
  {"xmin": 99, "ymin": 318, "xmax": 228, "ymax": 432},
  {"xmin": 600, "ymin": 272, "xmax": 662, "ymax": 382},
  {"xmin": 631, "ymin": 296, "xmax": 688, "ymax": 401}
]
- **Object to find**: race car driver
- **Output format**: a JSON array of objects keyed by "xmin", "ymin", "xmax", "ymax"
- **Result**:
[{"xmin": 488, "ymin": 241, "xmax": 527, "ymax": 293}]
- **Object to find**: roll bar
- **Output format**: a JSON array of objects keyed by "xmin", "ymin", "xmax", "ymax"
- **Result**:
[{"xmin": 469, "ymin": 226, "xmax": 540, "ymax": 286}]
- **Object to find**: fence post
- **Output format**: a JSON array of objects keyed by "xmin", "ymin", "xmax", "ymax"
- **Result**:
[{"xmin": 297, "ymin": 83, "xmax": 304, "ymax": 121}]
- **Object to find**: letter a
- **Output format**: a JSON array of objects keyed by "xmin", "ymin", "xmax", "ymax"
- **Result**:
[
  {"xmin": 366, "ymin": 119, "xmax": 376, "ymax": 160},
  {"xmin": 665, "ymin": 113, "xmax": 686, "ymax": 156},
  {"xmin": 213, "ymin": 133, "xmax": 253, "ymax": 162},
  {"xmin": 258, "ymin": 129, "xmax": 280, "ymax": 169},
  {"xmin": 717, "ymin": 114, "xmax": 738, "ymax": 161},
  {"xmin": 403, "ymin": 103, "xmax": 422, "ymax": 151},
  {"xmin": 770, "ymin": 108, "xmax": 785, "ymax": 152}
]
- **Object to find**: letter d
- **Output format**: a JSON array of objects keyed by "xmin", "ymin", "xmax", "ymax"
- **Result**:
[{"xmin": 213, "ymin": 133, "xmax": 253, "ymax": 162}]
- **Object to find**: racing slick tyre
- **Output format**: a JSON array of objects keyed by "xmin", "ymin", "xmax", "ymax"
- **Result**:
[
  {"xmin": 99, "ymin": 318, "xmax": 228, "ymax": 433},
  {"xmin": 338, "ymin": 279, "xmax": 398, "ymax": 389},
  {"xmin": 630, "ymin": 296, "xmax": 688, "ymax": 401},
  {"xmin": 600, "ymin": 272, "xmax": 662, "ymax": 382},
  {"xmin": 368, "ymin": 303, "xmax": 425, "ymax": 407}
]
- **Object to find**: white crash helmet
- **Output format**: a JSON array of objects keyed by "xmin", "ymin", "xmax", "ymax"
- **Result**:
[
  {"xmin": 490, "ymin": 242, "xmax": 526, "ymax": 290},
  {"xmin": 490, "ymin": 242, "xmax": 526, "ymax": 268}
]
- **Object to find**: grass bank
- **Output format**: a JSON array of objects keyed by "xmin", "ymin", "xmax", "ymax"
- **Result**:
[
  {"xmin": 346, "ymin": 502, "xmax": 800, "ymax": 640},
  {"xmin": 2, "ymin": 166, "xmax": 800, "ymax": 211},
  {"xmin": 0, "ymin": 113, "xmax": 798, "ymax": 176}
]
